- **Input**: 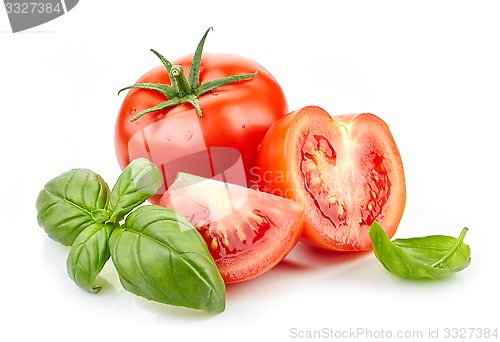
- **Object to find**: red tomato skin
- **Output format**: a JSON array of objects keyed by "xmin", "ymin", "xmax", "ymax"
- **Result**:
[
  {"xmin": 256, "ymin": 106, "xmax": 406, "ymax": 251},
  {"xmin": 115, "ymin": 53, "xmax": 288, "ymax": 203}
]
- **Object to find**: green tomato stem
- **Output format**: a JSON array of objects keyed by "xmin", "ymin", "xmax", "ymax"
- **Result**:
[
  {"xmin": 119, "ymin": 28, "xmax": 257, "ymax": 121},
  {"xmin": 170, "ymin": 65, "xmax": 192, "ymax": 97}
]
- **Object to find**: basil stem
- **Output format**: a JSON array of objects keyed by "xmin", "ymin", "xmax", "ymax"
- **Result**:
[
  {"xmin": 369, "ymin": 221, "xmax": 471, "ymax": 280},
  {"xmin": 109, "ymin": 205, "xmax": 226, "ymax": 313}
]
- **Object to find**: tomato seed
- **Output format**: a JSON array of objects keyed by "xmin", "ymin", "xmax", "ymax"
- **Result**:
[
  {"xmin": 338, "ymin": 205, "xmax": 344, "ymax": 216},
  {"xmin": 236, "ymin": 226, "xmax": 247, "ymax": 242},
  {"xmin": 310, "ymin": 176, "xmax": 321, "ymax": 188},
  {"xmin": 211, "ymin": 237, "xmax": 218, "ymax": 250},
  {"xmin": 250, "ymin": 211, "xmax": 264, "ymax": 226},
  {"xmin": 304, "ymin": 160, "xmax": 317, "ymax": 171},
  {"xmin": 304, "ymin": 142, "xmax": 315, "ymax": 154},
  {"xmin": 328, "ymin": 196, "xmax": 338, "ymax": 205}
]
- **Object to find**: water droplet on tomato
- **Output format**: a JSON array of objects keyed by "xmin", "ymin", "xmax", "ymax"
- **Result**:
[
  {"xmin": 212, "ymin": 92, "xmax": 219, "ymax": 96},
  {"xmin": 186, "ymin": 131, "xmax": 193, "ymax": 141},
  {"xmin": 242, "ymin": 124, "xmax": 246, "ymax": 129},
  {"xmin": 129, "ymin": 108, "xmax": 136, "ymax": 116}
]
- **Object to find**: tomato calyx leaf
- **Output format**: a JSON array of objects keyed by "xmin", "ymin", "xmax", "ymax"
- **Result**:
[{"xmin": 118, "ymin": 27, "xmax": 258, "ymax": 121}]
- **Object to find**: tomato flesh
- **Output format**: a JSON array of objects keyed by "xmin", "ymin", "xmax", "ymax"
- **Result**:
[
  {"xmin": 159, "ymin": 173, "xmax": 305, "ymax": 283},
  {"xmin": 187, "ymin": 205, "xmax": 272, "ymax": 261},
  {"xmin": 257, "ymin": 106, "xmax": 406, "ymax": 251}
]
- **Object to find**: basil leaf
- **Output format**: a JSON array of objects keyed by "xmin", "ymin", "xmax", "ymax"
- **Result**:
[
  {"xmin": 393, "ymin": 232, "xmax": 471, "ymax": 271},
  {"xmin": 109, "ymin": 205, "xmax": 226, "ymax": 313},
  {"xmin": 67, "ymin": 222, "xmax": 115, "ymax": 293},
  {"xmin": 106, "ymin": 158, "xmax": 163, "ymax": 223},
  {"xmin": 36, "ymin": 169, "xmax": 109, "ymax": 246},
  {"xmin": 369, "ymin": 221, "xmax": 471, "ymax": 279}
]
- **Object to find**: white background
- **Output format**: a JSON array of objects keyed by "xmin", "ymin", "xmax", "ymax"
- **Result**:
[{"xmin": 1, "ymin": 1, "xmax": 499, "ymax": 341}]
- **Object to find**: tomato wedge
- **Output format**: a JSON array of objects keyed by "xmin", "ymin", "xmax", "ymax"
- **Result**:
[
  {"xmin": 159, "ymin": 173, "xmax": 305, "ymax": 283},
  {"xmin": 256, "ymin": 106, "xmax": 406, "ymax": 251}
]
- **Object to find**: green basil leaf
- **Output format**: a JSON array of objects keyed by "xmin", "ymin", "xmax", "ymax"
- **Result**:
[
  {"xmin": 106, "ymin": 158, "xmax": 163, "ymax": 223},
  {"xmin": 369, "ymin": 221, "xmax": 471, "ymax": 279},
  {"xmin": 36, "ymin": 169, "xmax": 109, "ymax": 246},
  {"xmin": 67, "ymin": 222, "xmax": 115, "ymax": 293},
  {"xmin": 109, "ymin": 205, "xmax": 225, "ymax": 313},
  {"xmin": 393, "ymin": 233, "xmax": 471, "ymax": 271}
]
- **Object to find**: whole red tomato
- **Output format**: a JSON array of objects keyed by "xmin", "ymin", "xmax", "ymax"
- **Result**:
[{"xmin": 115, "ymin": 28, "xmax": 288, "ymax": 203}]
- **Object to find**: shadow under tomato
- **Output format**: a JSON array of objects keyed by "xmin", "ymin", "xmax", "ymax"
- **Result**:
[
  {"xmin": 225, "ymin": 242, "xmax": 372, "ymax": 299},
  {"xmin": 278, "ymin": 242, "xmax": 371, "ymax": 270}
]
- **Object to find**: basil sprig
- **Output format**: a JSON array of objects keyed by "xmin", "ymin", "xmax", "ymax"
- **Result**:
[
  {"xmin": 369, "ymin": 221, "xmax": 471, "ymax": 280},
  {"xmin": 35, "ymin": 158, "xmax": 225, "ymax": 313}
]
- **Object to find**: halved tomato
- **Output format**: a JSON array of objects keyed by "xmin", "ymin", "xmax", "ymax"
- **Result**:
[
  {"xmin": 256, "ymin": 106, "xmax": 406, "ymax": 251},
  {"xmin": 158, "ymin": 173, "xmax": 305, "ymax": 283}
]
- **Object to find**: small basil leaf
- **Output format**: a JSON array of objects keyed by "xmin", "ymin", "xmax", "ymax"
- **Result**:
[
  {"xmin": 91, "ymin": 209, "xmax": 111, "ymax": 222},
  {"xmin": 109, "ymin": 205, "xmax": 225, "ymax": 313},
  {"xmin": 67, "ymin": 222, "xmax": 115, "ymax": 293},
  {"xmin": 36, "ymin": 169, "xmax": 109, "ymax": 246},
  {"xmin": 369, "ymin": 221, "xmax": 471, "ymax": 280},
  {"xmin": 106, "ymin": 158, "xmax": 163, "ymax": 223}
]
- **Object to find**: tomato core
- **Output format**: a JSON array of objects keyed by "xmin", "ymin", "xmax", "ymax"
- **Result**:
[
  {"xmin": 299, "ymin": 132, "xmax": 391, "ymax": 231},
  {"xmin": 362, "ymin": 152, "xmax": 391, "ymax": 225}
]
